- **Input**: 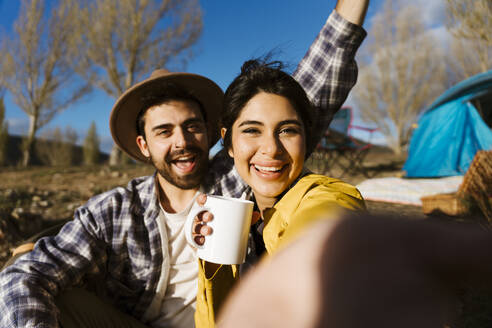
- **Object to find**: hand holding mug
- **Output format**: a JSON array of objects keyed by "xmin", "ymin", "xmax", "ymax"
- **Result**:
[
  {"xmin": 191, "ymin": 194, "xmax": 214, "ymax": 245},
  {"xmin": 185, "ymin": 194, "xmax": 255, "ymax": 264},
  {"xmin": 191, "ymin": 194, "xmax": 261, "ymax": 246}
]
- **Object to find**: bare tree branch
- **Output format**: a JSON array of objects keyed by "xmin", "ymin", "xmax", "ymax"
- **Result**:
[
  {"xmin": 66, "ymin": 0, "xmax": 202, "ymax": 164},
  {"xmin": 69, "ymin": 0, "xmax": 202, "ymax": 97},
  {"xmin": 0, "ymin": 0, "xmax": 92, "ymax": 166},
  {"xmin": 352, "ymin": 0, "xmax": 448, "ymax": 155},
  {"xmin": 445, "ymin": 0, "xmax": 492, "ymax": 79}
]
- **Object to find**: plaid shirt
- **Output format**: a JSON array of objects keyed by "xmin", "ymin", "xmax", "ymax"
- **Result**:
[{"xmin": 0, "ymin": 10, "xmax": 366, "ymax": 328}]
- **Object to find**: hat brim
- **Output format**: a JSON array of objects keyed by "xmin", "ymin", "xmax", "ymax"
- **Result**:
[{"xmin": 110, "ymin": 73, "xmax": 223, "ymax": 163}]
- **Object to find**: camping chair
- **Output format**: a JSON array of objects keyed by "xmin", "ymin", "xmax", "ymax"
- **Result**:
[
  {"xmin": 421, "ymin": 150, "xmax": 492, "ymax": 222},
  {"xmin": 312, "ymin": 107, "xmax": 377, "ymax": 177}
]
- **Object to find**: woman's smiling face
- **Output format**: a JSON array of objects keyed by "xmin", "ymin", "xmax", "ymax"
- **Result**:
[{"xmin": 226, "ymin": 92, "xmax": 306, "ymax": 206}]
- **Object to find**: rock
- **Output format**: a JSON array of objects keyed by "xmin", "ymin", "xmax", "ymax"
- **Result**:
[
  {"xmin": 29, "ymin": 208, "xmax": 41, "ymax": 216},
  {"xmin": 11, "ymin": 208, "xmax": 25, "ymax": 220},
  {"xmin": 111, "ymin": 171, "xmax": 121, "ymax": 178},
  {"xmin": 32, "ymin": 195, "xmax": 42, "ymax": 202},
  {"xmin": 39, "ymin": 200, "xmax": 50, "ymax": 208},
  {"xmin": 67, "ymin": 203, "xmax": 80, "ymax": 211}
]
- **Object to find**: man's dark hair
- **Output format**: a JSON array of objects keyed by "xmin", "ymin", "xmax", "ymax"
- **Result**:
[
  {"xmin": 221, "ymin": 59, "xmax": 314, "ymax": 156},
  {"xmin": 136, "ymin": 83, "xmax": 207, "ymax": 139}
]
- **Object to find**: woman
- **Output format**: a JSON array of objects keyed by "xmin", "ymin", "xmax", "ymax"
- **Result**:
[
  {"xmin": 195, "ymin": 60, "xmax": 365, "ymax": 327},
  {"xmin": 221, "ymin": 59, "xmax": 365, "ymax": 252}
]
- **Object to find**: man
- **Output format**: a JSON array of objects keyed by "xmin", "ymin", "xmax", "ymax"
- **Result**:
[{"xmin": 0, "ymin": 1, "xmax": 369, "ymax": 327}]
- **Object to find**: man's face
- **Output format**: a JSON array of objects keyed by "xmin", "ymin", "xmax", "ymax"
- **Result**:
[{"xmin": 136, "ymin": 99, "xmax": 209, "ymax": 189}]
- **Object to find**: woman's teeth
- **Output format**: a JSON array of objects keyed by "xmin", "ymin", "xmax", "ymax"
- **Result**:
[{"xmin": 254, "ymin": 164, "xmax": 282, "ymax": 172}]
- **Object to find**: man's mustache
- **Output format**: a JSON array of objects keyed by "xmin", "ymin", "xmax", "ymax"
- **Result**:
[{"xmin": 165, "ymin": 147, "xmax": 204, "ymax": 163}]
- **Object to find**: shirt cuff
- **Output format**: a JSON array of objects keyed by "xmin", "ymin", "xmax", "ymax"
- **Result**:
[{"xmin": 323, "ymin": 10, "xmax": 367, "ymax": 54}]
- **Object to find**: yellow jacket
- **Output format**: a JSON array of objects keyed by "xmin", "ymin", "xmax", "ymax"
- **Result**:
[{"xmin": 195, "ymin": 174, "xmax": 365, "ymax": 327}]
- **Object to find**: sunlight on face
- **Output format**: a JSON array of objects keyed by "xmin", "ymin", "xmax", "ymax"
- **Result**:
[
  {"xmin": 136, "ymin": 100, "xmax": 209, "ymax": 189},
  {"xmin": 227, "ymin": 92, "xmax": 306, "ymax": 208}
]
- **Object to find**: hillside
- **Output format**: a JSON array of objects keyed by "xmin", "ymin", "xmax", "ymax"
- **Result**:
[{"xmin": 2, "ymin": 134, "xmax": 109, "ymax": 166}]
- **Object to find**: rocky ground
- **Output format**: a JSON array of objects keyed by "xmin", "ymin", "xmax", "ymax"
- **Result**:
[{"xmin": 0, "ymin": 164, "xmax": 154, "ymax": 266}]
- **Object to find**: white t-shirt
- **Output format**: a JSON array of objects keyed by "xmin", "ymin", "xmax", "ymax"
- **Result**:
[{"xmin": 147, "ymin": 199, "xmax": 199, "ymax": 328}]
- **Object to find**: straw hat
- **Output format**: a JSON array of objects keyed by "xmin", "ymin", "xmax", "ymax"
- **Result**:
[{"xmin": 110, "ymin": 69, "xmax": 223, "ymax": 162}]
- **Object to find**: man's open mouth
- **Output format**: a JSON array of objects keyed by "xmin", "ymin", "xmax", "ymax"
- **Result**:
[{"xmin": 171, "ymin": 155, "xmax": 198, "ymax": 173}]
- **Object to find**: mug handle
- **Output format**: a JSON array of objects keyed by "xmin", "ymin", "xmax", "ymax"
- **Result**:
[{"xmin": 184, "ymin": 205, "xmax": 210, "ymax": 249}]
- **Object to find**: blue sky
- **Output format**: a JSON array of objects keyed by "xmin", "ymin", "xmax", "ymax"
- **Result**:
[{"xmin": 2, "ymin": 0, "xmax": 447, "ymax": 153}]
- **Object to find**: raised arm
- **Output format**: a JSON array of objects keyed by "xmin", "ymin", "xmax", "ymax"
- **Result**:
[
  {"xmin": 336, "ymin": 0, "xmax": 369, "ymax": 25},
  {"xmin": 293, "ymin": 0, "xmax": 368, "ymax": 149}
]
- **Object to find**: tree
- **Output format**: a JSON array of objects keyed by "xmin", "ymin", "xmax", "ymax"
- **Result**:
[
  {"xmin": 0, "ymin": 96, "xmax": 8, "ymax": 166},
  {"xmin": 0, "ymin": 0, "xmax": 91, "ymax": 167},
  {"xmin": 445, "ymin": 0, "xmax": 492, "ymax": 79},
  {"xmin": 36, "ymin": 126, "xmax": 77, "ymax": 166},
  {"xmin": 83, "ymin": 121, "xmax": 100, "ymax": 165},
  {"xmin": 67, "ymin": 0, "xmax": 203, "ymax": 165},
  {"xmin": 352, "ymin": 0, "xmax": 448, "ymax": 156}
]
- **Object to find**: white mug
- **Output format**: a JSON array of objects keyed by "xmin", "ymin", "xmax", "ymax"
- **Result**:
[{"xmin": 184, "ymin": 195, "xmax": 254, "ymax": 264}]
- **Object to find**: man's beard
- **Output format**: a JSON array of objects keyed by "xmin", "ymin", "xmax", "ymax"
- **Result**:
[{"xmin": 150, "ymin": 147, "xmax": 208, "ymax": 190}]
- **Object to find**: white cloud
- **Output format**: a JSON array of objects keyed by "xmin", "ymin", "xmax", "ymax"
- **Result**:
[
  {"xmin": 427, "ymin": 25, "xmax": 453, "ymax": 48},
  {"xmin": 369, "ymin": 0, "xmax": 447, "ymax": 29},
  {"xmin": 412, "ymin": 0, "xmax": 447, "ymax": 27}
]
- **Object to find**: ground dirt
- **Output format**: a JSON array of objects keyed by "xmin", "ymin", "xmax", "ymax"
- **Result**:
[{"xmin": 0, "ymin": 164, "xmax": 153, "ymax": 265}]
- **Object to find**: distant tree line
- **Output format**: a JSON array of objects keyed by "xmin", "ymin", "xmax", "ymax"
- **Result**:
[
  {"xmin": 34, "ymin": 122, "xmax": 102, "ymax": 167},
  {"xmin": 0, "ymin": 0, "xmax": 202, "ymax": 167},
  {"xmin": 0, "ymin": 96, "xmax": 8, "ymax": 166},
  {"xmin": 0, "ymin": 107, "xmax": 102, "ymax": 167},
  {"xmin": 83, "ymin": 122, "xmax": 100, "ymax": 166}
]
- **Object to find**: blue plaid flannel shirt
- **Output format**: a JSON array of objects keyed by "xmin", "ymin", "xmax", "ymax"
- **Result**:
[{"xmin": 0, "ymin": 10, "xmax": 366, "ymax": 328}]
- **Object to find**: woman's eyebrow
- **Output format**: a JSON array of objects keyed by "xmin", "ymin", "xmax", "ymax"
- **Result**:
[
  {"xmin": 238, "ymin": 120, "xmax": 263, "ymax": 127},
  {"xmin": 279, "ymin": 120, "xmax": 302, "ymax": 126},
  {"xmin": 238, "ymin": 119, "xmax": 303, "ymax": 128}
]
